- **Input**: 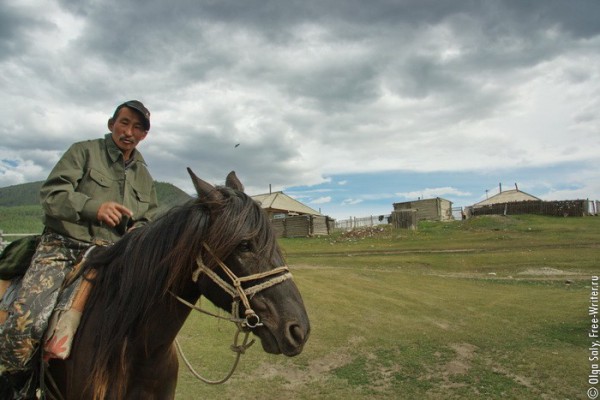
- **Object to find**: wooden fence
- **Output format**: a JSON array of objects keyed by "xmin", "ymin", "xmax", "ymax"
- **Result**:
[{"xmin": 334, "ymin": 215, "xmax": 391, "ymax": 230}]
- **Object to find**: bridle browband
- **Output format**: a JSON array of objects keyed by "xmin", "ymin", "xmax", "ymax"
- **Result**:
[{"xmin": 171, "ymin": 242, "xmax": 294, "ymax": 384}]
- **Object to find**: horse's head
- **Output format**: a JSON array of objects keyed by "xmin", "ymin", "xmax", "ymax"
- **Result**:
[{"xmin": 187, "ymin": 168, "xmax": 310, "ymax": 356}]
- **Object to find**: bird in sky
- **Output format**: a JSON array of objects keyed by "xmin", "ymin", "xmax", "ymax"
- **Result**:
[{"xmin": 234, "ymin": 143, "xmax": 240, "ymax": 148}]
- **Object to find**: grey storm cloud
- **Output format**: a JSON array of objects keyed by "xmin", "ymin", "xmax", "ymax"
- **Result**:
[{"xmin": 1, "ymin": 0, "xmax": 599, "ymax": 212}]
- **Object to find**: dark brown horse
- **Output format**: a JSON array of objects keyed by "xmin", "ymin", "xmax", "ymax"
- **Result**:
[{"xmin": 46, "ymin": 169, "xmax": 310, "ymax": 399}]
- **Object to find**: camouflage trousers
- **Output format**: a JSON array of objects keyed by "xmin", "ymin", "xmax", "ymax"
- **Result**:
[{"xmin": 0, "ymin": 232, "xmax": 90, "ymax": 372}]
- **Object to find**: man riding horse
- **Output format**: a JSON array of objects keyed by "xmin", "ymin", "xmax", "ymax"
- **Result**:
[{"xmin": 0, "ymin": 100, "xmax": 158, "ymax": 397}]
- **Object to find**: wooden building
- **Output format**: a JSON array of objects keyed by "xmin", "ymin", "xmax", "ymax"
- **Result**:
[
  {"xmin": 251, "ymin": 191, "xmax": 332, "ymax": 237},
  {"xmin": 251, "ymin": 191, "xmax": 322, "ymax": 219},
  {"xmin": 465, "ymin": 186, "xmax": 591, "ymax": 217},
  {"xmin": 392, "ymin": 197, "xmax": 454, "ymax": 222}
]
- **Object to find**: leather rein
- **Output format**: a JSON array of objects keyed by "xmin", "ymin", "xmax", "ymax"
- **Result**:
[{"xmin": 171, "ymin": 242, "xmax": 293, "ymax": 384}]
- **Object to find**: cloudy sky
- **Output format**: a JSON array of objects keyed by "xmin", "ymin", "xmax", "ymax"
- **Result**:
[{"xmin": 1, "ymin": 0, "xmax": 599, "ymax": 219}]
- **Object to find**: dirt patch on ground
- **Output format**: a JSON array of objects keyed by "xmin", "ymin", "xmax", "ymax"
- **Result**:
[
  {"xmin": 251, "ymin": 351, "xmax": 352, "ymax": 388},
  {"xmin": 426, "ymin": 342, "xmax": 478, "ymax": 382},
  {"xmin": 417, "ymin": 342, "xmax": 479, "ymax": 393},
  {"xmin": 445, "ymin": 343, "xmax": 478, "ymax": 376},
  {"xmin": 517, "ymin": 267, "xmax": 569, "ymax": 276},
  {"xmin": 427, "ymin": 268, "xmax": 588, "ymax": 282},
  {"xmin": 426, "ymin": 342, "xmax": 541, "ymax": 393},
  {"xmin": 236, "ymin": 335, "xmax": 365, "ymax": 389},
  {"xmin": 486, "ymin": 362, "xmax": 535, "ymax": 390},
  {"xmin": 236, "ymin": 339, "xmax": 542, "ymax": 397}
]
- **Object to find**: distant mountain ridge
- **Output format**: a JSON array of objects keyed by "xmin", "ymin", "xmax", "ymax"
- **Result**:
[
  {"xmin": 0, "ymin": 181, "xmax": 192, "ymax": 210},
  {"xmin": 0, "ymin": 182, "xmax": 43, "ymax": 207}
]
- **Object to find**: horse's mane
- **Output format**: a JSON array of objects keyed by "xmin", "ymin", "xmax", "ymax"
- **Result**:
[{"xmin": 81, "ymin": 185, "xmax": 282, "ymax": 399}]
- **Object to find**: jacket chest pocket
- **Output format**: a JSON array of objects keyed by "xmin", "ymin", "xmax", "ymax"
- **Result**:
[
  {"xmin": 79, "ymin": 168, "xmax": 119, "ymax": 198},
  {"xmin": 131, "ymin": 185, "xmax": 151, "ymax": 216}
]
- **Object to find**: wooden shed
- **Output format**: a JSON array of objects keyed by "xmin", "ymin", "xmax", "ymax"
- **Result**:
[
  {"xmin": 251, "ymin": 191, "xmax": 333, "ymax": 237},
  {"xmin": 270, "ymin": 215, "xmax": 331, "ymax": 238},
  {"xmin": 251, "ymin": 191, "xmax": 321, "ymax": 218},
  {"xmin": 392, "ymin": 197, "xmax": 454, "ymax": 222}
]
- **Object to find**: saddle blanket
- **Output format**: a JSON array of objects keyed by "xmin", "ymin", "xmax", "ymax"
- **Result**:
[{"xmin": 1, "ymin": 274, "xmax": 86, "ymax": 362}]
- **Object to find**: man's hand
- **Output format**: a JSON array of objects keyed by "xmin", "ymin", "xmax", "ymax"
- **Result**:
[{"xmin": 97, "ymin": 202, "xmax": 133, "ymax": 228}]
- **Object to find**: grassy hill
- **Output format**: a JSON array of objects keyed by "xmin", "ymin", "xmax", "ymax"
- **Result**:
[
  {"xmin": 0, "ymin": 181, "xmax": 191, "ymax": 235},
  {"xmin": 0, "ymin": 182, "xmax": 44, "ymax": 207},
  {"xmin": 154, "ymin": 181, "xmax": 193, "ymax": 213}
]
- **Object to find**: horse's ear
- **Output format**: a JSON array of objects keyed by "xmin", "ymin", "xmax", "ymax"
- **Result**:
[
  {"xmin": 225, "ymin": 171, "xmax": 244, "ymax": 192},
  {"xmin": 187, "ymin": 167, "xmax": 221, "ymax": 200}
]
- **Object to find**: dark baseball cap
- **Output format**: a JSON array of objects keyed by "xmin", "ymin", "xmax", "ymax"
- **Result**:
[{"xmin": 114, "ymin": 100, "xmax": 151, "ymax": 130}]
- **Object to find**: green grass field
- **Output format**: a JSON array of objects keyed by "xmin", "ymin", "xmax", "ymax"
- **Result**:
[
  {"xmin": 1, "ymin": 209, "xmax": 596, "ymax": 398},
  {"xmin": 0, "ymin": 205, "xmax": 44, "ymax": 237},
  {"xmin": 175, "ymin": 215, "xmax": 599, "ymax": 399}
]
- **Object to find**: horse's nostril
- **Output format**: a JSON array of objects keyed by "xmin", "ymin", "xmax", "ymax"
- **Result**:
[{"xmin": 287, "ymin": 322, "xmax": 305, "ymax": 346}]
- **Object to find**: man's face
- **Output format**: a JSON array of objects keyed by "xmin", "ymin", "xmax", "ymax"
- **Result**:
[{"xmin": 108, "ymin": 106, "xmax": 148, "ymax": 159}]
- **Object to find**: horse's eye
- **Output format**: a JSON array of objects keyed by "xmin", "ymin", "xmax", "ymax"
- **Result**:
[{"xmin": 238, "ymin": 241, "xmax": 252, "ymax": 252}]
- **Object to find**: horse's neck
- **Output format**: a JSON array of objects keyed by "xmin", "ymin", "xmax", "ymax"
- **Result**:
[{"xmin": 145, "ymin": 282, "xmax": 201, "ymax": 346}]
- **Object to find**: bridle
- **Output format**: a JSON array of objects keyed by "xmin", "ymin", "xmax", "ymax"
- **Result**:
[{"xmin": 172, "ymin": 242, "xmax": 293, "ymax": 384}]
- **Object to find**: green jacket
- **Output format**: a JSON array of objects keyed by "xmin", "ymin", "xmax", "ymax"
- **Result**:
[{"xmin": 40, "ymin": 134, "xmax": 159, "ymax": 243}]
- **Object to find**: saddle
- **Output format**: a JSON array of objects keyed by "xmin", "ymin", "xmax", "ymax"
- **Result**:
[
  {"xmin": 1, "ymin": 268, "xmax": 90, "ymax": 362},
  {"xmin": 0, "ymin": 273, "xmax": 89, "ymax": 399}
]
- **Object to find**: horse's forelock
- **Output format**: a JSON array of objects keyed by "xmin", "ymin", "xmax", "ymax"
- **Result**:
[{"xmin": 203, "ymin": 187, "xmax": 280, "ymax": 268}]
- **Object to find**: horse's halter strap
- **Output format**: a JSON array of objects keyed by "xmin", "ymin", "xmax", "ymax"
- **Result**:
[
  {"xmin": 192, "ymin": 242, "xmax": 292, "ymax": 329},
  {"xmin": 172, "ymin": 242, "xmax": 292, "ymax": 385}
]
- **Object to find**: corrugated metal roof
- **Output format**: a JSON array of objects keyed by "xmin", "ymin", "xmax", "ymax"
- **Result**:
[
  {"xmin": 252, "ymin": 191, "xmax": 322, "ymax": 216},
  {"xmin": 473, "ymin": 189, "xmax": 540, "ymax": 207}
]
